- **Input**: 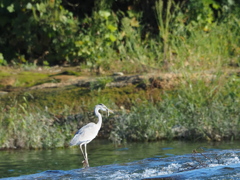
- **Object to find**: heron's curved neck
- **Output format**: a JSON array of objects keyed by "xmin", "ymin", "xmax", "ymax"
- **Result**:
[{"xmin": 95, "ymin": 109, "xmax": 102, "ymax": 128}]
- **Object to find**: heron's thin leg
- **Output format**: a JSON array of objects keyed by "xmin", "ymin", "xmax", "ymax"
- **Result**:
[
  {"xmin": 80, "ymin": 144, "xmax": 86, "ymax": 160},
  {"xmin": 85, "ymin": 144, "xmax": 89, "ymax": 167}
]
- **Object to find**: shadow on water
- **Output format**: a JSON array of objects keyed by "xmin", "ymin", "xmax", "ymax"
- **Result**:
[{"xmin": 1, "ymin": 140, "xmax": 240, "ymax": 179}]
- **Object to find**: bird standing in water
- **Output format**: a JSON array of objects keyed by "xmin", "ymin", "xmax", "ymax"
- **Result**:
[{"xmin": 69, "ymin": 104, "xmax": 113, "ymax": 167}]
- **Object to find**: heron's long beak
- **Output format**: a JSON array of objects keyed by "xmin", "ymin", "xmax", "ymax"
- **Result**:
[{"xmin": 107, "ymin": 109, "xmax": 114, "ymax": 116}]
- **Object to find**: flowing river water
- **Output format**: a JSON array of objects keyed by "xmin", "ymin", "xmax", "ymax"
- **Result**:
[{"xmin": 1, "ymin": 140, "xmax": 240, "ymax": 179}]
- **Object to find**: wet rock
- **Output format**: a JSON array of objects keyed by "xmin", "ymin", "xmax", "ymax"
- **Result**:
[
  {"xmin": 112, "ymin": 72, "xmax": 124, "ymax": 76},
  {"xmin": 106, "ymin": 75, "xmax": 146, "ymax": 88},
  {"xmin": 171, "ymin": 125, "xmax": 188, "ymax": 138}
]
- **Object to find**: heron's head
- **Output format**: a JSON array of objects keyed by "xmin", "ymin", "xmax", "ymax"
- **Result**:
[{"xmin": 95, "ymin": 103, "xmax": 114, "ymax": 116}]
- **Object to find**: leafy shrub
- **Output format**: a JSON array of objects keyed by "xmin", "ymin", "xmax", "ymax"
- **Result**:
[
  {"xmin": 0, "ymin": 0, "xmax": 239, "ymax": 71},
  {"xmin": 0, "ymin": 0, "xmax": 79, "ymax": 65},
  {"xmin": 0, "ymin": 53, "xmax": 7, "ymax": 65}
]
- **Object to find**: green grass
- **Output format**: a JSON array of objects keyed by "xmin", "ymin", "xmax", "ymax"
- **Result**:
[
  {"xmin": 90, "ymin": 76, "xmax": 114, "ymax": 90},
  {"xmin": 110, "ymin": 73, "xmax": 240, "ymax": 143},
  {"xmin": 0, "ymin": 70, "xmax": 50, "ymax": 88},
  {"xmin": 0, "ymin": 85, "xmax": 138, "ymax": 149},
  {"xmin": 15, "ymin": 72, "xmax": 50, "ymax": 87},
  {"xmin": 0, "ymin": 99, "xmax": 76, "ymax": 149},
  {"xmin": 109, "ymin": 0, "xmax": 240, "ymax": 73},
  {"xmin": 0, "ymin": 72, "xmax": 239, "ymax": 149}
]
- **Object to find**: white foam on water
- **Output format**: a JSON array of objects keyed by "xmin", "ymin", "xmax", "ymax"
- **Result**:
[
  {"xmin": 208, "ymin": 152, "xmax": 240, "ymax": 168},
  {"xmin": 224, "ymin": 155, "xmax": 240, "ymax": 165},
  {"xmin": 107, "ymin": 151, "xmax": 240, "ymax": 179},
  {"xmin": 161, "ymin": 163, "xmax": 181, "ymax": 174},
  {"xmin": 90, "ymin": 163, "xmax": 182, "ymax": 179},
  {"xmin": 4, "ymin": 150, "xmax": 240, "ymax": 180}
]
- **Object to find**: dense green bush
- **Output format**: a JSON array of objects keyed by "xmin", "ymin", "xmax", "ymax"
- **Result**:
[
  {"xmin": 0, "ymin": 0, "xmax": 239, "ymax": 68},
  {"xmin": 0, "ymin": 0, "xmax": 80, "ymax": 65}
]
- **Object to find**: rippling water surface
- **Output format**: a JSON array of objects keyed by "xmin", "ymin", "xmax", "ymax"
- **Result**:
[{"xmin": 1, "ymin": 140, "xmax": 240, "ymax": 179}]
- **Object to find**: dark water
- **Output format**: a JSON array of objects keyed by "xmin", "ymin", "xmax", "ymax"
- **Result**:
[{"xmin": 0, "ymin": 140, "xmax": 240, "ymax": 179}]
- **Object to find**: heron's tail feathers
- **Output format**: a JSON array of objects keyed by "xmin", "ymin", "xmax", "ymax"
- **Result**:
[
  {"xmin": 69, "ymin": 137, "xmax": 78, "ymax": 146},
  {"xmin": 69, "ymin": 135, "xmax": 80, "ymax": 146},
  {"xmin": 69, "ymin": 141, "xmax": 75, "ymax": 146}
]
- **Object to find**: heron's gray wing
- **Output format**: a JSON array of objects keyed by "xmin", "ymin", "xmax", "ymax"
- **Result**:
[{"xmin": 69, "ymin": 123, "xmax": 99, "ymax": 146}]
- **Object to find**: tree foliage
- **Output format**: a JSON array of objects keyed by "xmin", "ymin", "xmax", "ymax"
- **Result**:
[
  {"xmin": 0, "ymin": 0, "xmax": 79, "ymax": 65},
  {"xmin": 0, "ymin": 0, "xmax": 239, "ymax": 66}
]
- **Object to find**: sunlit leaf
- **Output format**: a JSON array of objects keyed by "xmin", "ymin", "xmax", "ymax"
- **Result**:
[
  {"xmin": 75, "ymin": 41, "xmax": 84, "ymax": 47},
  {"xmin": 26, "ymin": 3, "xmax": 32, "ymax": 10},
  {"xmin": 36, "ymin": 3, "xmax": 40, "ymax": 11},
  {"xmin": 7, "ymin": 4, "xmax": 14, "ymax": 13},
  {"xmin": 107, "ymin": 24, "xmax": 117, "ymax": 32},
  {"xmin": 36, "ymin": 3, "xmax": 45, "ymax": 12},
  {"xmin": 130, "ymin": 17, "xmax": 139, "ymax": 27},
  {"xmin": 212, "ymin": 3, "xmax": 220, "ymax": 9},
  {"xmin": 0, "ymin": 53, "xmax": 6, "ymax": 65},
  {"xmin": 109, "ymin": 34, "xmax": 117, "ymax": 42},
  {"xmin": 99, "ymin": 10, "xmax": 111, "ymax": 19}
]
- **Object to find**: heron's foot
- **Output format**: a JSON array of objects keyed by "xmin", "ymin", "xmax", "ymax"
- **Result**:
[{"xmin": 82, "ymin": 159, "xmax": 90, "ymax": 168}]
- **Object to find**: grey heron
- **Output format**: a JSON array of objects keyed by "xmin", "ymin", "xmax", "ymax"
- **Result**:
[{"xmin": 69, "ymin": 104, "xmax": 113, "ymax": 167}]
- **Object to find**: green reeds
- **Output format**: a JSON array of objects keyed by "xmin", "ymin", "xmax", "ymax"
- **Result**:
[{"xmin": 0, "ymin": 98, "xmax": 78, "ymax": 149}]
